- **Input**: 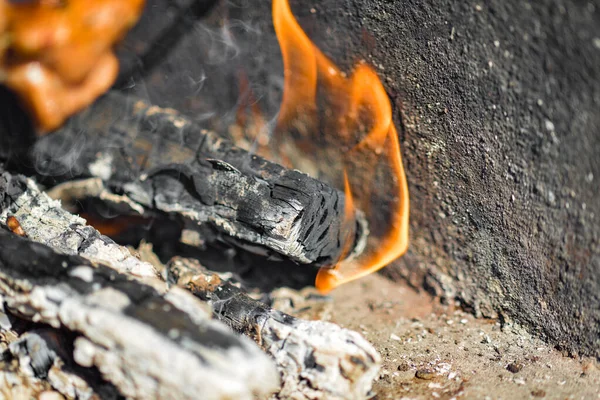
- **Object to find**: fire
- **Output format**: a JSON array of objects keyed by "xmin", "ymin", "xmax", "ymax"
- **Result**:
[{"xmin": 272, "ymin": 0, "xmax": 410, "ymax": 292}]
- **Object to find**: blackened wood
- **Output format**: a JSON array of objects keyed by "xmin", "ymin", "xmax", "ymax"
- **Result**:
[
  {"xmin": 0, "ymin": 230, "xmax": 280, "ymax": 400},
  {"xmin": 168, "ymin": 257, "xmax": 381, "ymax": 400},
  {"xmin": 29, "ymin": 91, "xmax": 367, "ymax": 267}
]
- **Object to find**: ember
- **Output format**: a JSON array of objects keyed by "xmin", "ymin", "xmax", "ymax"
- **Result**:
[
  {"xmin": 0, "ymin": 0, "xmax": 145, "ymax": 132},
  {"xmin": 6, "ymin": 215, "xmax": 25, "ymax": 237},
  {"xmin": 272, "ymin": 0, "xmax": 410, "ymax": 292}
]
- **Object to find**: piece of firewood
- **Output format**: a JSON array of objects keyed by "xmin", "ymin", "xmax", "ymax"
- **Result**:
[
  {"xmin": 0, "ymin": 167, "xmax": 157, "ymax": 279},
  {"xmin": 0, "ymin": 230, "xmax": 280, "ymax": 400},
  {"xmin": 168, "ymin": 257, "xmax": 381, "ymax": 400},
  {"xmin": 28, "ymin": 91, "xmax": 368, "ymax": 267},
  {"xmin": 0, "ymin": 166, "xmax": 282, "ymax": 398}
]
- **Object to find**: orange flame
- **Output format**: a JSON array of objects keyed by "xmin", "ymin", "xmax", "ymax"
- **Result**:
[{"xmin": 272, "ymin": 0, "xmax": 409, "ymax": 292}]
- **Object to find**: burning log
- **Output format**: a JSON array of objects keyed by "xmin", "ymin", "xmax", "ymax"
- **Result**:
[
  {"xmin": 0, "ymin": 230, "xmax": 280, "ymax": 400},
  {"xmin": 168, "ymin": 257, "xmax": 381, "ymax": 400},
  {"xmin": 28, "ymin": 91, "xmax": 368, "ymax": 269}
]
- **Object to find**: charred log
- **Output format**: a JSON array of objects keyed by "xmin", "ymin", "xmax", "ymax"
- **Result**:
[
  {"xmin": 26, "ymin": 91, "xmax": 367, "ymax": 268},
  {"xmin": 168, "ymin": 257, "xmax": 381, "ymax": 400}
]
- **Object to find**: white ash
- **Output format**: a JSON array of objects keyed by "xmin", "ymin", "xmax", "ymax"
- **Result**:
[{"xmin": 263, "ymin": 317, "xmax": 381, "ymax": 400}]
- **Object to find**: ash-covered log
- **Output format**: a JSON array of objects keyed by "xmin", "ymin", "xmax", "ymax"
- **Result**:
[
  {"xmin": 28, "ymin": 91, "xmax": 367, "ymax": 268},
  {"xmin": 168, "ymin": 257, "xmax": 381, "ymax": 400},
  {"xmin": 0, "ymin": 167, "xmax": 156, "ymax": 278},
  {"xmin": 0, "ymin": 168, "xmax": 279, "ymax": 398},
  {"xmin": 0, "ymin": 230, "xmax": 280, "ymax": 400}
]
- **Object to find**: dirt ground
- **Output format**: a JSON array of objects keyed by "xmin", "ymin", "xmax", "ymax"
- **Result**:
[{"xmin": 275, "ymin": 272, "xmax": 600, "ymax": 400}]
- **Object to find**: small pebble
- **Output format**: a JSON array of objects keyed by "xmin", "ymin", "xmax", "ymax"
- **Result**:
[
  {"xmin": 415, "ymin": 368, "xmax": 435, "ymax": 380},
  {"xmin": 398, "ymin": 363, "xmax": 411, "ymax": 372},
  {"xmin": 507, "ymin": 362, "xmax": 524, "ymax": 373},
  {"xmin": 531, "ymin": 389, "xmax": 546, "ymax": 398},
  {"xmin": 390, "ymin": 333, "xmax": 401, "ymax": 341},
  {"xmin": 514, "ymin": 377, "xmax": 526, "ymax": 385}
]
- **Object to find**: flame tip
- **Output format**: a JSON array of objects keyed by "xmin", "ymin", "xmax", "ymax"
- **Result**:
[{"xmin": 274, "ymin": 0, "xmax": 410, "ymax": 291}]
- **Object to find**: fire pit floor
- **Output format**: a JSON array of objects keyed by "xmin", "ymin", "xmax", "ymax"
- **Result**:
[{"xmin": 326, "ymin": 274, "xmax": 600, "ymax": 399}]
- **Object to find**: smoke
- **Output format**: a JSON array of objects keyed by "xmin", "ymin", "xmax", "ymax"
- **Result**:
[
  {"xmin": 116, "ymin": 0, "xmax": 284, "ymax": 138},
  {"xmin": 31, "ymin": 126, "xmax": 90, "ymax": 178},
  {"xmin": 22, "ymin": 0, "xmax": 286, "ymax": 183}
]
